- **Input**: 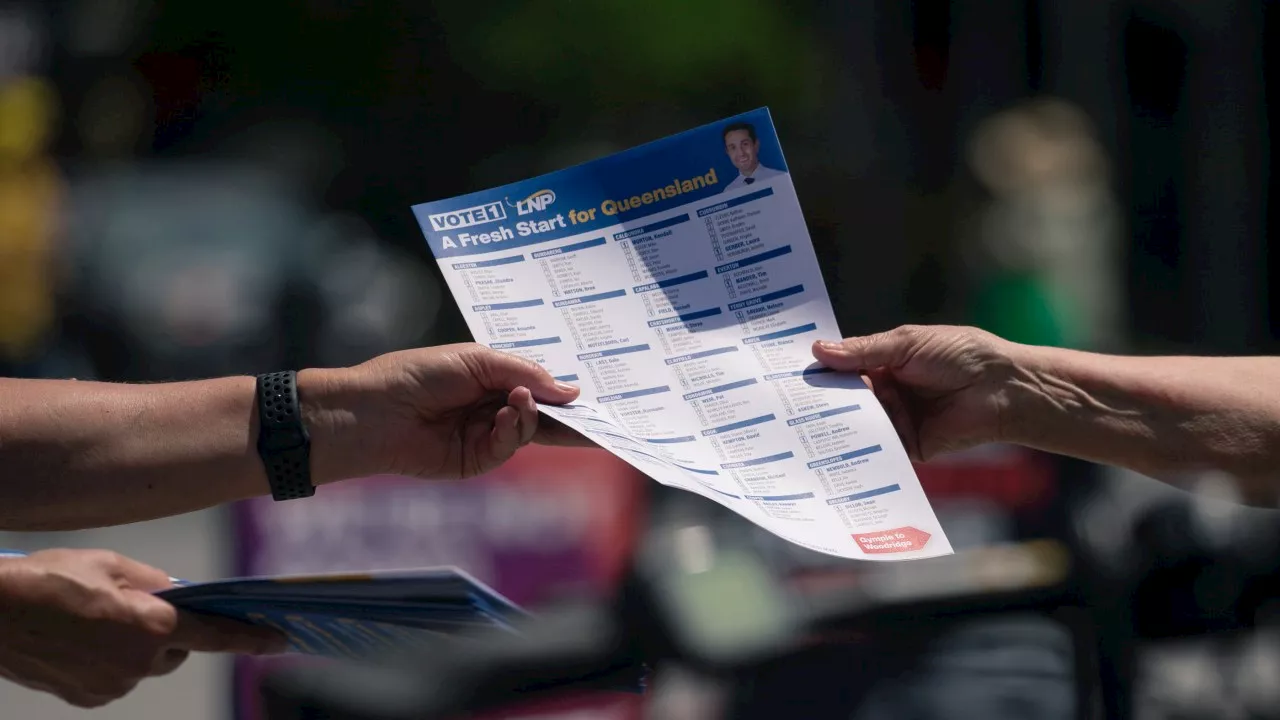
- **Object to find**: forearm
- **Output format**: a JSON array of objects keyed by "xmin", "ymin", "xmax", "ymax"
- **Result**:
[
  {"xmin": 0, "ymin": 370, "xmax": 354, "ymax": 530},
  {"xmin": 1003, "ymin": 345, "xmax": 1280, "ymax": 497}
]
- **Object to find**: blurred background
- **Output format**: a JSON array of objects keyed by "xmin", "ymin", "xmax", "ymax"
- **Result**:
[{"xmin": 1, "ymin": 0, "xmax": 1278, "ymax": 718}]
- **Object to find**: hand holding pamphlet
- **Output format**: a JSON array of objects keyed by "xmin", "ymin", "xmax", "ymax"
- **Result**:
[
  {"xmin": 410, "ymin": 108, "xmax": 952, "ymax": 561},
  {"xmin": 0, "ymin": 550, "xmax": 523, "ymax": 661}
]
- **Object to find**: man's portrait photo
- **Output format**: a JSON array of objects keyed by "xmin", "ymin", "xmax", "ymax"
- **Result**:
[{"xmin": 721, "ymin": 121, "xmax": 783, "ymax": 192}]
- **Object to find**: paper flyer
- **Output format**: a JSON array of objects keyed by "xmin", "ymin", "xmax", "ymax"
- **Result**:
[
  {"xmin": 411, "ymin": 108, "xmax": 951, "ymax": 561},
  {"xmin": 0, "ymin": 550, "xmax": 520, "ymax": 660}
]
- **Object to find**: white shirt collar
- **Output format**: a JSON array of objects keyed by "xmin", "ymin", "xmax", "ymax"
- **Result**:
[{"xmin": 738, "ymin": 161, "xmax": 764, "ymax": 180}]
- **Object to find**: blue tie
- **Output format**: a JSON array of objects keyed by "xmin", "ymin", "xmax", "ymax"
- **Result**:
[{"xmin": 744, "ymin": 177, "xmax": 755, "ymax": 185}]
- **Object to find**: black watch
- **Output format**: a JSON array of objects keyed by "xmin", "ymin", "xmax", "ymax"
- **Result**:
[{"xmin": 255, "ymin": 371, "xmax": 315, "ymax": 501}]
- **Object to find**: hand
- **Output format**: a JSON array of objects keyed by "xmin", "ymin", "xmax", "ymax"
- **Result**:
[
  {"xmin": 811, "ymin": 325, "xmax": 1019, "ymax": 461},
  {"xmin": 303, "ymin": 343, "xmax": 587, "ymax": 483},
  {"xmin": 0, "ymin": 549, "xmax": 285, "ymax": 708}
]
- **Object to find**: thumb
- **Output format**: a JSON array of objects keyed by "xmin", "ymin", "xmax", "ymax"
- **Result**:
[
  {"xmin": 468, "ymin": 348, "xmax": 580, "ymax": 405},
  {"xmin": 812, "ymin": 328, "xmax": 915, "ymax": 372}
]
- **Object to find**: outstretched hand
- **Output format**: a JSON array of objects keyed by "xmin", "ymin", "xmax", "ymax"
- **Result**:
[
  {"xmin": 812, "ymin": 325, "xmax": 1019, "ymax": 461},
  {"xmin": 309, "ymin": 327, "xmax": 1023, "ymax": 481},
  {"xmin": 305, "ymin": 343, "xmax": 589, "ymax": 483}
]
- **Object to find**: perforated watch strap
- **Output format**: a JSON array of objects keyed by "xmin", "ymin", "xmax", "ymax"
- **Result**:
[{"xmin": 255, "ymin": 371, "xmax": 315, "ymax": 501}]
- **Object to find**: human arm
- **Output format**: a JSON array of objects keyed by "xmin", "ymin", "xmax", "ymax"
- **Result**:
[
  {"xmin": 1001, "ymin": 345, "xmax": 1280, "ymax": 491},
  {"xmin": 0, "ymin": 344, "xmax": 581, "ymax": 531},
  {"xmin": 812, "ymin": 326, "xmax": 1280, "ymax": 501}
]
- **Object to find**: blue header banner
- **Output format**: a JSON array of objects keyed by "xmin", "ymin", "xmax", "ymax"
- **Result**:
[{"xmin": 411, "ymin": 107, "xmax": 789, "ymax": 258}]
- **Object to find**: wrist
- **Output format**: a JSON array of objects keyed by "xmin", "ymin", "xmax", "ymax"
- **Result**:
[
  {"xmin": 990, "ymin": 341, "xmax": 1056, "ymax": 448},
  {"xmin": 994, "ymin": 340, "xmax": 1132, "ymax": 453},
  {"xmin": 0, "ymin": 556, "xmax": 36, "ymax": 605},
  {"xmin": 296, "ymin": 367, "xmax": 373, "ymax": 486}
]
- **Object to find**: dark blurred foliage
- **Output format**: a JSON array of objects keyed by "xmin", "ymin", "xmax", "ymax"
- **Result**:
[{"xmin": 3, "ymin": 0, "xmax": 1274, "ymax": 385}]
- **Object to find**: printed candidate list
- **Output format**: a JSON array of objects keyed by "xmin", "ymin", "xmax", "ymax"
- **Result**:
[{"xmin": 412, "ymin": 108, "xmax": 951, "ymax": 562}]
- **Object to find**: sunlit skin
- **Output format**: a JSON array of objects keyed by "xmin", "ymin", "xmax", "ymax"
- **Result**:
[{"xmin": 724, "ymin": 129, "xmax": 760, "ymax": 176}]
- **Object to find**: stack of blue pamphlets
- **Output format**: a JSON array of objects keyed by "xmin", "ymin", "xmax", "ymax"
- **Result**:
[
  {"xmin": 0, "ymin": 551, "xmax": 525, "ymax": 661},
  {"xmin": 2, "ymin": 549, "xmax": 650, "ymax": 695},
  {"xmin": 159, "ymin": 566, "xmax": 532, "ymax": 661}
]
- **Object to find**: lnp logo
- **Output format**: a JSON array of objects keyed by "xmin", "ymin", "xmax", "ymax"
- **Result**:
[{"xmin": 507, "ymin": 189, "xmax": 557, "ymax": 216}]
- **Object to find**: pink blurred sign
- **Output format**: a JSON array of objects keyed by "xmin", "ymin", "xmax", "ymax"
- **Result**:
[{"xmin": 229, "ymin": 445, "xmax": 648, "ymax": 720}]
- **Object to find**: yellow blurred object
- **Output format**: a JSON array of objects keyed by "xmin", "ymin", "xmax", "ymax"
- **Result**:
[
  {"xmin": 0, "ymin": 76, "xmax": 57, "ymax": 160},
  {"xmin": 0, "ymin": 76, "xmax": 62, "ymax": 362}
]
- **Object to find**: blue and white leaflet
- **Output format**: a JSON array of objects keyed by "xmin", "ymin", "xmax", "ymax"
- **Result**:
[{"xmin": 412, "ymin": 108, "xmax": 952, "ymax": 561}]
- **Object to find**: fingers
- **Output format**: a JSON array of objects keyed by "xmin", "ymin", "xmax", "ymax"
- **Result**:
[
  {"xmin": 167, "ymin": 610, "xmax": 287, "ymax": 655},
  {"xmin": 103, "ymin": 552, "xmax": 174, "ymax": 593},
  {"xmin": 865, "ymin": 368, "xmax": 922, "ymax": 462},
  {"xmin": 127, "ymin": 589, "xmax": 184, "ymax": 636},
  {"xmin": 486, "ymin": 404, "xmax": 523, "ymax": 464},
  {"xmin": 812, "ymin": 327, "xmax": 917, "ymax": 371},
  {"xmin": 859, "ymin": 373, "xmax": 875, "ymax": 393},
  {"xmin": 467, "ymin": 348, "xmax": 580, "ymax": 405},
  {"xmin": 467, "ymin": 398, "xmax": 535, "ymax": 477},
  {"xmin": 0, "ymin": 654, "xmax": 123, "ymax": 709},
  {"xmin": 150, "ymin": 649, "xmax": 189, "ymax": 677},
  {"xmin": 508, "ymin": 387, "xmax": 539, "ymax": 446}
]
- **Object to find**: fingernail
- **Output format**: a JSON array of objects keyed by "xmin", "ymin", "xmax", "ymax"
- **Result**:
[
  {"xmin": 554, "ymin": 381, "xmax": 579, "ymax": 393},
  {"xmin": 815, "ymin": 340, "xmax": 843, "ymax": 351}
]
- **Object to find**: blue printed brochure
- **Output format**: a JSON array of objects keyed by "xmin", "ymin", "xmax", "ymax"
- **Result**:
[
  {"xmin": 0, "ymin": 550, "xmax": 523, "ymax": 660},
  {"xmin": 411, "ymin": 108, "xmax": 953, "ymax": 561},
  {"xmin": 0, "ymin": 550, "xmax": 649, "ymax": 693}
]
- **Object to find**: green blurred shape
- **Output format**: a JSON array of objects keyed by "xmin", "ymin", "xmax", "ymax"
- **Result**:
[
  {"xmin": 970, "ymin": 273, "xmax": 1079, "ymax": 349},
  {"xmin": 437, "ymin": 0, "xmax": 823, "ymax": 109}
]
